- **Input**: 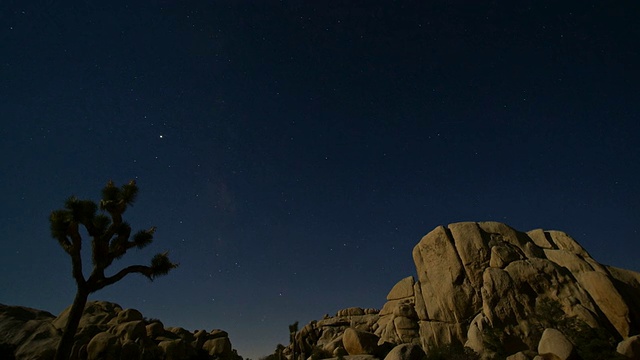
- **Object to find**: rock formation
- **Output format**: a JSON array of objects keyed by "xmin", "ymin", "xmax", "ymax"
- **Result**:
[
  {"xmin": 0, "ymin": 300, "xmax": 242, "ymax": 360},
  {"xmin": 4, "ymin": 221, "xmax": 640, "ymax": 359},
  {"xmin": 271, "ymin": 222, "xmax": 640, "ymax": 360}
]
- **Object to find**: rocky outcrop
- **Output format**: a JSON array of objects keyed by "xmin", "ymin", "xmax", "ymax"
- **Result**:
[
  {"xmin": 0, "ymin": 304, "xmax": 58, "ymax": 360},
  {"xmin": 405, "ymin": 222, "xmax": 640, "ymax": 357},
  {"xmin": 271, "ymin": 222, "xmax": 640, "ymax": 360},
  {"xmin": 279, "ymin": 307, "xmax": 384, "ymax": 360},
  {"xmin": 0, "ymin": 300, "xmax": 241, "ymax": 360},
  {"xmin": 5, "ymin": 222, "xmax": 640, "ymax": 360}
]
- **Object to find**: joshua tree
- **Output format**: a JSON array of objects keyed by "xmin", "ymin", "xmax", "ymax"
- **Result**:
[{"xmin": 49, "ymin": 180, "xmax": 178, "ymax": 360}]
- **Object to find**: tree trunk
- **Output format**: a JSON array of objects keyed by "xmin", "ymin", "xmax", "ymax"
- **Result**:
[{"xmin": 54, "ymin": 286, "xmax": 89, "ymax": 360}]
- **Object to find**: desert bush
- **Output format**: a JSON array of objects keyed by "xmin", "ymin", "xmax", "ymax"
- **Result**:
[
  {"xmin": 425, "ymin": 342, "xmax": 480, "ymax": 360},
  {"xmin": 534, "ymin": 298, "xmax": 625, "ymax": 360},
  {"xmin": 481, "ymin": 326, "xmax": 508, "ymax": 360},
  {"xmin": 309, "ymin": 346, "xmax": 332, "ymax": 360}
]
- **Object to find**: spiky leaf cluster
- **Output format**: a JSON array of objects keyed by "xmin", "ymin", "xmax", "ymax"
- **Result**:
[
  {"xmin": 133, "ymin": 227, "xmax": 156, "ymax": 249},
  {"xmin": 100, "ymin": 180, "xmax": 139, "ymax": 212},
  {"xmin": 50, "ymin": 210, "xmax": 72, "ymax": 243},
  {"xmin": 91, "ymin": 214, "xmax": 111, "ymax": 237},
  {"xmin": 64, "ymin": 197, "xmax": 97, "ymax": 224},
  {"xmin": 101, "ymin": 181, "xmax": 119, "ymax": 199},
  {"xmin": 150, "ymin": 252, "xmax": 178, "ymax": 279},
  {"xmin": 120, "ymin": 180, "xmax": 139, "ymax": 204}
]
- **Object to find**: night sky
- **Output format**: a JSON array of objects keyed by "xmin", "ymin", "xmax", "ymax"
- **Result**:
[{"xmin": 1, "ymin": 1, "xmax": 639, "ymax": 359}]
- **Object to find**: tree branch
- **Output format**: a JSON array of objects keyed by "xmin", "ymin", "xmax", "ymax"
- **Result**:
[
  {"xmin": 90, "ymin": 265, "xmax": 153, "ymax": 292},
  {"xmin": 107, "ymin": 240, "xmax": 137, "ymax": 262},
  {"xmin": 98, "ymin": 200, "xmax": 125, "ymax": 243},
  {"xmin": 93, "ymin": 214, "xmax": 122, "ymax": 271},
  {"xmin": 66, "ymin": 223, "xmax": 86, "ymax": 286}
]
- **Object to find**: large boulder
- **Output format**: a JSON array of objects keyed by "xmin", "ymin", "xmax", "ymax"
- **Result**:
[
  {"xmin": 111, "ymin": 308, "xmax": 143, "ymax": 324},
  {"xmin": 537, "ymin": 328, "xmax": 576, "ymax": 360},
  {"xmin": 110, "ymin": 320, "xmax": 147, "ymax": 342},
  {"xmin": 53, "ymin": 301, "xmax": 122, "ymax": 330},
  {"xmin": 387, "ymin": 277, "xmax": 415, "ymax": 301},
  {"xmin": 574, "ymin": 271, "xmax": 630, "ymax": 338},
  {"xmin": 87, "ymin": 331, "xmax": 119, "ymax": 360},
  {"xmin": 203, "ymin": 337, "xmax": 232, "ymax": 356},
  {"xmin": 607, "ymin": 266, "xmax": 640, "ymax": 327},
  {"xmin": 146, "ymin": 321, "xmax": 165, "ymax": 338},
  {"xmin": 166, "ymin": 326, "xmax": 196, "ymax": 343},
  {"xmin": 342, "ymin": 328, "xmax": 381, "ymax": 355},
  {"xmin": 383, "ymin": 344, "xmax": 425, "ymax": 360},
  {"xmin": 412, "ymin": 225, "xmax": 477, "ymax": 324},
  {"xmin": 158, "ymin": 339, "xmax": 189, "ymax": 360},
  {"xmin": 120, "ymin": 339, "xmax": 142, "ymax": 360}
]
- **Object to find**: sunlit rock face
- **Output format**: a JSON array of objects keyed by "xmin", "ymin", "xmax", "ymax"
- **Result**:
[
  {"xmin": 280, "ymin": 222, "xmax": 640, "ymax": 360},
  {"xmin": 395, "ymin": 221, "xmax": 640, "ymax": 358}
]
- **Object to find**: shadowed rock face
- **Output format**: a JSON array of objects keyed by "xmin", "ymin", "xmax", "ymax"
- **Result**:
[
  {"xmin": 0, "ymin": 301, "xmax": 242, "ymax": 360},
  {"xmin": 0, "ymin": 304, "xmax": 58, "ymax": 360},
  {"xmin": 275, "ymin": 222, "xmax": 640, "ymax": 360}
]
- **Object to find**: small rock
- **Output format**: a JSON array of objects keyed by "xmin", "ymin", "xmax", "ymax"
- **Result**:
[
  {"xmin": 506, "ymin": 351, "xmax": 530, "ymax": 360},
  {"xmin": 617, "ymin": 335, "xmax": 640, "ymax": 360}
]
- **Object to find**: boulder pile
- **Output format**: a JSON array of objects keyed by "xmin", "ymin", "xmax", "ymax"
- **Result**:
[
  {"xmin": 0, "ymin": 300, "xmax": 242, "ymax": 360},
  {"xmin": 273, "ymin": 222, "xmax": 640, "ymax": 360}
]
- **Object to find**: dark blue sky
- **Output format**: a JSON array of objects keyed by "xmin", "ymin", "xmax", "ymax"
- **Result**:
[{"xmin": 1, "ymin": 1, "xmax": 639, "ymax": 358}]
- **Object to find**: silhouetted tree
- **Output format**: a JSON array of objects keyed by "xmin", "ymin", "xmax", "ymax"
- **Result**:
[{"xmin": 50, "ymin": 180, "xmax": 178, "ymax": 360}]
